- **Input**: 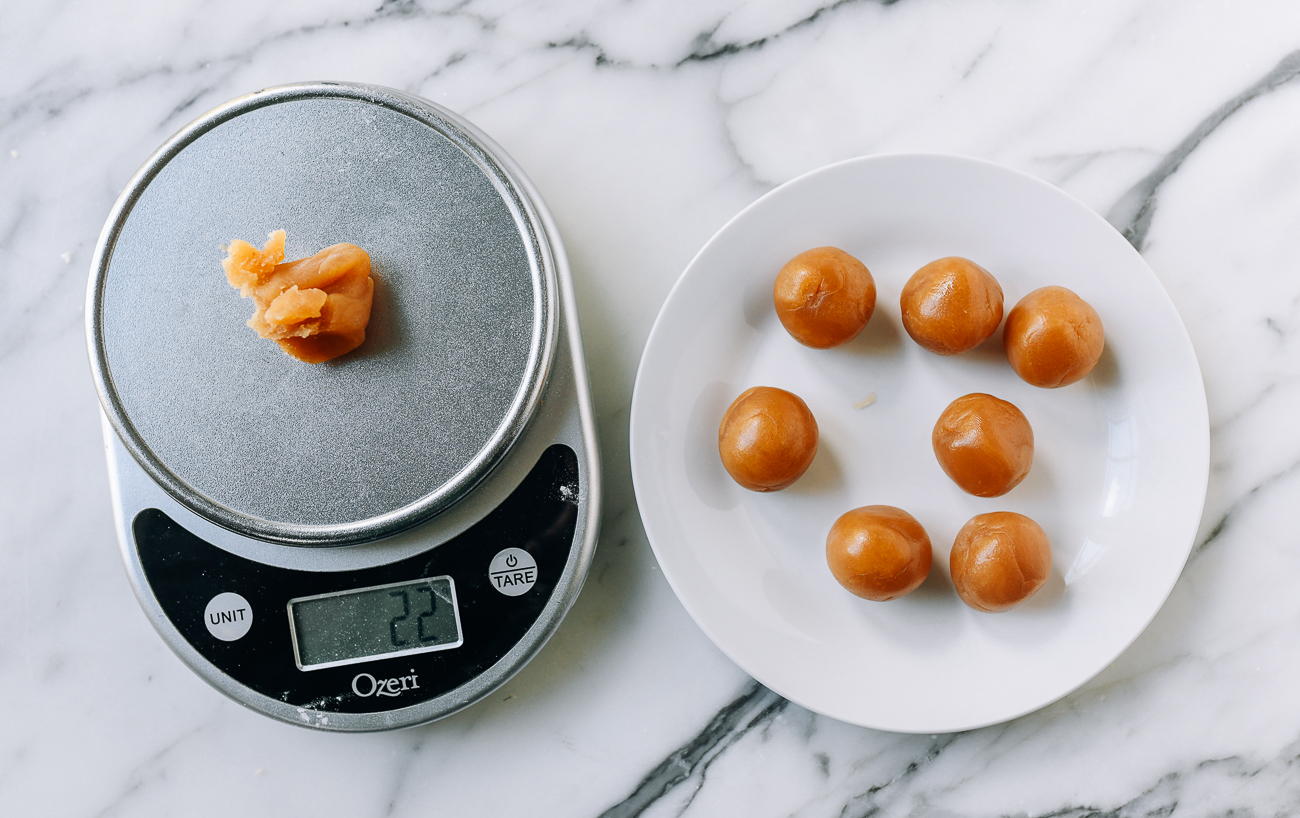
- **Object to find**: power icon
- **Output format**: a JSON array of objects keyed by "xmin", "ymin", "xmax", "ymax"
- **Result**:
[{"xmin": 506, "ymin": 554, "xmax": 518, "ymax": 568}]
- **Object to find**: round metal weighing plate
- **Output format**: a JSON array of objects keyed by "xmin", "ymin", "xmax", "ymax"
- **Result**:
[{"xmin": 89, "ymin": 83, "xmax": 557, "ymax": 545}]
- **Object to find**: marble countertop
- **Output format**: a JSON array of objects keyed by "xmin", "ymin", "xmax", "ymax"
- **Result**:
[{"xmin": 4, "ymin": 1, "xmax": 1300, "ymax": 814}]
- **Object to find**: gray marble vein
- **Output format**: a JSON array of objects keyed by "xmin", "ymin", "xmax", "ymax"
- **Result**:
[
  {"xmin": 1108, "ymin": 48, "xmax": 1300, "ymax": 251},
  {"xmin": 1190, "ymin": 453, "xmax": 1300, "ymax": 560},
  {"xmin": 678, "ymin": 0, "xmax": 897, "ymax": 66},
  {"xmin": 597, "ymin": 682, "xmax": 787, "ymax": 817}
]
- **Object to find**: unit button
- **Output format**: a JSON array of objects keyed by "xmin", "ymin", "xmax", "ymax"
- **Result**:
[
  {"xmin": 489, "ymin": 548, "xmax": 537, "ymax": 597},
  {"xmin": 204, "ymin": 592, "xmax": 253, "ymax": 641}
]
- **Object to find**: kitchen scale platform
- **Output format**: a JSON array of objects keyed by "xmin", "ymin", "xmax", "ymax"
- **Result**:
[{"xmin": 86, "ymin": 82, "xmax": 600, "ymax": 731}]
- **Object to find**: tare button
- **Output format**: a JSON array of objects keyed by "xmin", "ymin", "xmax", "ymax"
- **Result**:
[
  {"xmin": 489, "ymin": 548, "xmax": 537, "ymax": 597},
  {"xmin": 204, "ymin": 592, "xmax": 253, "ymax": 641}
]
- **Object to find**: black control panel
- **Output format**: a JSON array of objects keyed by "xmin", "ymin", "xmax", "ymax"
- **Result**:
[{"xmin": 133, "ymin": 445, "xmax": 579, "ymax": 713}]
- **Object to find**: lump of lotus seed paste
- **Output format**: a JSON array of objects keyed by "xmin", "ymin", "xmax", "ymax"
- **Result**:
[{"xmin": 222, "ymin": 230, "xmax": 375, "ymax": 364}]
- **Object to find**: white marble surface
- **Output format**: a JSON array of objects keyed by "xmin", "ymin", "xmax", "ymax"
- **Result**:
[{"xmin": 4, "ymin": 0, "xmax": 1300, "ymax": 814}]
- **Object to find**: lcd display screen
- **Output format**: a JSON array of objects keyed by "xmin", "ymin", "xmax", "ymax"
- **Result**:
[{"xmin": 288, "ymin": 577, "xmax": 463, "ymax": 671}]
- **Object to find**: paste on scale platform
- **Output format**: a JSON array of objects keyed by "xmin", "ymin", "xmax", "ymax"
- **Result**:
[{"xmin": 222, "ymin": 230, "xmax": 375, "ymax": 363}]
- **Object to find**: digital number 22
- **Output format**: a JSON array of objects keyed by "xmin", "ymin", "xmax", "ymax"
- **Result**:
[{"xmin": 389, "ymin": 587, "xmax": 441, "ymax": 647}]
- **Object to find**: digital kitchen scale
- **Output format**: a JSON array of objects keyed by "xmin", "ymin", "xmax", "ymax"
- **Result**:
[{"xmin": 85, "ymin": 83, "xmax": 600, "ymax": 731}]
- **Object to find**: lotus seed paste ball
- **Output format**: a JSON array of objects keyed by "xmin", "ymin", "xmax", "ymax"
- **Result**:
[
  {"xmin": 718, "ymin": 386, "xmax": 819, "ymax": 492},
  {"xmin": 825, "ymin": 505, "xmax": 932, "ymax": 601},
  {"xmin": 949, "ymin": 511, "xmax": 1053, "ymax": 612},
  {"xmin": 1003, "ymin": 286, "xmax": 1104, "ymax": 388},
  {"xmin": 900, "ymin": 256, "xmax": 1004, "ymax": 355},
  {"xmin": 932, "ymin": 393, "xmax": 1034, "ymax": 498},
  {"xmin": 773, "ymin": 247, "xmax": 876, "ymax": 349}
]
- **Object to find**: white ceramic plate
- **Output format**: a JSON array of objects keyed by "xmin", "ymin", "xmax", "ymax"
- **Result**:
[{"xmin": 630, "ymin": 154, "xmax": 1208, "ymax": 733}]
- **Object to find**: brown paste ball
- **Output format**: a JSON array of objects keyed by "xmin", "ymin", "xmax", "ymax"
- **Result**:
[
  {"xmin": 825, "ymin": 505, "xmax": 932, "ymax": 601},
  {"xmin": 1003, "ymin": 286, "xmax": 1104, "ymax": 388},
  {"xmin": 773, "ymin": 247, "xmax": 877, "ymax": 348},
  {"xmin": 900, "ymin": 257, "xmax": 1004, "ymax": 355},
  {"xmin": 949, "ymin": 512, "xmax": 1052, "ymax": 613},
  {"xmin": 932, "ymin": 393, "xmax": 1034, "ymax": 498},
  {"xmin": 718, "ymin": 386, "xmax": 818, "ymax": 491}
]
